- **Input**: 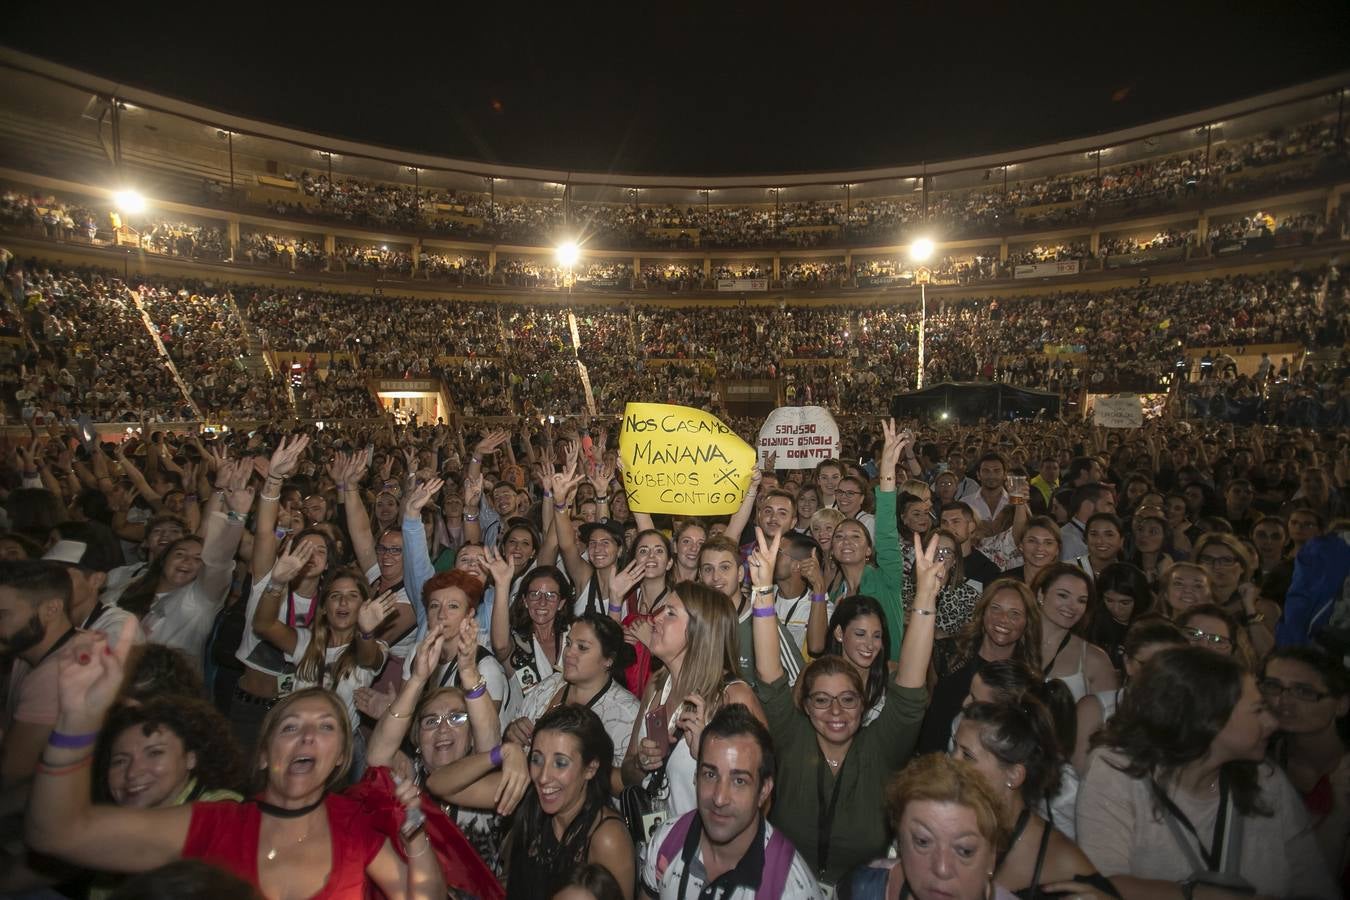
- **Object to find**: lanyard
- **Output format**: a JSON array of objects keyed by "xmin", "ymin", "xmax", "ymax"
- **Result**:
[
  {"xmin": 1152, "ymin": 773, "xmax": 1230, "ymax": 872},
  {"xmin": 38, "ymin": 627, "xmax": 77, "ymax": 666},
  {"xmin": 284, "ymin": 588, "xmax": 315, "ymax": 628},
  {"xmin": 560, "ymin": 676, "xmax": 612, "ymax": 711},
  {"xmin": 994, "ymin": 806, "xmax": 1031, "ymax": 869},
  {"xmin": 815, "ymin": 747, "xmax": 847, "ymax": 878},
  {"xmin": 81, "ymin": 602, "xmax": 108, "ymax": 631}
]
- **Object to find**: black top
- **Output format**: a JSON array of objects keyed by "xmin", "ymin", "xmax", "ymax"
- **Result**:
[{"xmin": 916, "ymin": 646, "xmax": 985, "ymax": 754}]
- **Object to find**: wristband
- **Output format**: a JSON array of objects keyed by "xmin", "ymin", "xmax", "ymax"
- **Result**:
[
  {"xmin": 225, "ymin": 510, "xmax": 246, "ymax": 524},
  {"xmin": 464, "ymin": 513, "xmax": 479, "ymax": 522},
  {"xmin": 358, "ymin": 629, "xmax": 375, "ymax": 641},
  {"xmin": 751, "ymin": 585, "xmax": 776, "ymax": 595},
  {"xmin": 543, "ymin": 490, "xmax": 553, "ymax": 498},
  {"xmin": 465, "ymin": 679, "xmax": 488, "ymax": 700},
  {"xmin": 36, "ymin": 755, "xmax": 94, "ymax": 776},
  {"xmin": 752, "ymin": 606, "xmax": 777, "ymax": 618},
  {"xmin": 594, "ymin": 495, "xmax": 609, "ymax": 502},
  {"xmin": 274, "ymin": 527, "xmax": 288, "ymax": 539},
  {"xmin": 553, "ymin": 502, "xmax": 569, "ymax": 511},
  {"xmin": 48, "ymin": 730, "xmax": 99, "ymax": 750},
  {"xmin": 608, "ymin": 602, "xmax": 624, "ymax": 614},
  {"xmin": 260, "ymin": 492, "xmax": 281, "ymax": 502},
  {"xmin": 471, "ymin": 455, "xmax": 482, "ymax": 465},
  {"xmin": 185, "ymin": 494, "xmax": 198, "ymax": 503},
  {"xmin": 911, "ymin": 607, "xmax": 936, "ymax": 617},
  {"xmin": 488, "ymin": 744, "xmax": 504, "ymax": 768},
  {"xmin": 810, "ymin": 592, "xmax": 829, "ymax": 603}
]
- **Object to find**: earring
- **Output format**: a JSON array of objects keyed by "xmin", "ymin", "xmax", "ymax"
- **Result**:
[{"xmin": 1005, "ymin": 781, "xmax": 1014, "ymax": 789}]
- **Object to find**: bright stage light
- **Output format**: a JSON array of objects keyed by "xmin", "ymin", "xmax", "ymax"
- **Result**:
[
  {"xmin": 113, "ymin": 190, "xmax": 145, "ymax": 214},
  {"xmin": 556, "ymin": 241, "xmax": 580, "ymax": 267},
  {"xmin": 910, "ymin": 237, "xmax": 934, "ymax": 262}
]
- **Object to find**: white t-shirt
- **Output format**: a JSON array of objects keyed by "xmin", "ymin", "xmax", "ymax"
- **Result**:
[
  {"xmin": 82, "ymin": 602, "xmax": 145, "ymax": 649},
  {"xmin": 514, "ymin": 671, "xmax": 639, "ymax": 765},
  {"xmin": 140, "ymin": 579, "xmax": 229, "ymax": 664},
  {"xmin": 401, "ymin": 642, "xmax": 510, "ymax": 707},
  {"xmin": 641, "ymin": 816, "xmax": 823, "ymax": 900},
  {"xmin": 236, "ymin": 569, "xmax": 315, "ymax": 677},
  {"xmin": 283, "ymin": 629, "xmax": 386, "ymax": 733},
  {"xmin": 773, "ymin": 588, "xmax": 826, "ymax": 655}
]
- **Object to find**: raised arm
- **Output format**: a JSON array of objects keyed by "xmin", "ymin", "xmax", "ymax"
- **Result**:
[
  {"xmin": 455, "ymin": 617, "xmax": 501, "ymax": 748},
  {"xmin": 485, "ymin": 545, "xmax": 517, "ymax": 665},
  {"xmin": 748, "ymin": 528, "xmax": 785, "ymax": 685},
  {"xmin": 249, "ymin": 540, "xmax": 315, "ymax": 656},
  {"xmin": 195, "ymin": 459, "xmax": 253, "ymax": 605},
  {"xmin": 341, "ymin": 449, "xmax": 378, "ymax": 573},
  {"xmin": 724, "ymin": 468, "xmax": 762, "ymax": 544},
  {"xmin": 801, "ymin": 553, "xmax": 831, "ymax": 657},
  {"xmin": 462, "ymin": 472, "xmax": 484, "ymax": 546},
  {"xmin": 115, "ymin": 444, "xmax": 163, "ymax": 510},
  {"xmin": 896, "ymin": 533, "xmax": 940, "ymax": 689},
  {"xmin": 251, "ymin": 434, "xmax": 310, "ymax": 581},
  {"xmin": 367, "ymin": 630, "xmax": 444, "ymax": 768},
  {"xmin": 401, "ymin": 476, "xmax": 443, "ymax": 639},
  {"xmin": 548, "ymin": 443, "xmax": 591, "ymax": 586},
  {"xmin": 25, "ymin": 622, "xmax": 192, "ymax": 873}
]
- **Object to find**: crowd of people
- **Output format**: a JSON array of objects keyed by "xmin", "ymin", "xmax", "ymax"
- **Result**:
[
  {"xmin": 0, "ymin": 392, "xmax": 1347, "ymax": 898},
  {"xmin": 2, "ymin": 250, "xmax": 1346, "ymax": 427}
]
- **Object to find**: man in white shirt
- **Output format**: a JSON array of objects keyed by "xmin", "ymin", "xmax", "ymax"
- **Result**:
[
  {"xmin": 641, "ymin": 704, "xmax": 821, "ymax": 899},
  {"xmin": 967, "ymin": 451, "xmax": 1010, "ymax": 523},
  {"xmin": 1060, "ymin": 484, "xmax": 1116, "ymax": 562},
  {"xmin": 43, "ymin": 526, "xmax": 143, "ymax": 648}
]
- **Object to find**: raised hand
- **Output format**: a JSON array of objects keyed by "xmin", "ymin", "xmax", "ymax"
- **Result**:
[
  {"xmin": 357, "ymin": 589, "xmax": 397, "ymax": 635},
  {"xmin": 912, "ymin": 531, "xmax": 942, "ymax": 604},
  {"xmin": 270, "ymin": 539, "xmax": 315, "ymax": 585},
  {"xmin": 748, "ymin": 526, "xmax": 781, "ymax": 591},
  {"xmin": 625, "ymin": 618, "xmax": 654, "ymax": 648},
  {"xmin": 405, "ymin": 477, "xmax": 443, "ymax": 518},
  {"xmin": 354, "ymin": 683, "xmax": 396, "ymax": 720},
  {"xmin": 223, "ymin": 460, "xmax": 257, "ymax": 514},
  {"xmin": 473, "ymin": 429, "xmax": 511, "ymax": 461},
  {"xmin": 482, "ymin": 543, "xmax": 514, "ymax": 585},
  {"xmin": 462, "ymin": 472, "xmax": 483, "ymax": 508},
  {"xmin": 676, "ymin": 694, "xmax": 708, "ymax": 754},
  {"xmin": 55, "ymin": 617, "xmax": 137, "ymax": 730},
  {"xmin": 410, "ymin": 629, "xmax": 447, "ymax": 683},
  {"xmin": 456, "ymin": 616, "xmax": 480, "ymax": 681},
  {"xmin": 268, "ymin": 434, "xmax": 311, "ymax": 480},
  {"xmin": 608, "ymin": 558, "xmax": 646, "ymax": 607},
  {"xmin": 797, "ymin": 554, "xmax": 826, "ymax": 594},
  {"xmin": 503, "ymin": 717, "xmax": 535, "ymax": 747},
  {"xmin": 327, "ymin": 451, "xmax": 353, "ymax": 487},
  {"xmin": 879, "ymin": 418, "xmax": 904, "ymax": 478}
]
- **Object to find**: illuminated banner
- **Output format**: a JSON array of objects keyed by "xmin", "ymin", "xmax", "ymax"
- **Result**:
[
  {"xmin": 618, "ymin": 403, "xmax": 757, "ymax": 515},
  {"xmin": 1013, "ymin": 260, "xmax": 1080, "ymax": 279},
  {"xmin": 757, "ymin": 406, "xmax": 841, "ymax": 469},
  {"xmin": 716, "ymin": 278, "xmax": 769, "ymax": 292}
]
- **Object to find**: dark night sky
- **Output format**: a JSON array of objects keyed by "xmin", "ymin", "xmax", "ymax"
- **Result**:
[{"xmin": 6, "ymin": 2, "xmax": 1349, "ymax": 176}]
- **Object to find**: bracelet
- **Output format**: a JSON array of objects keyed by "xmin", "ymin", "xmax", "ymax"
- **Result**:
[
  {"xmin": 260, "ymin": 492, "xmax": 281, "ymax": 502},
  {"xmin": 36, "ymin": 755, "xmax": 94, "ymax": 777},
  {"xmin": 358, "ymin": 630, "xmax": 375, "ymax": 641},
  {"xmin": 225, "ymin": 510, "xmax": 246, "ymax": 524},
  {"xmin": 488, "ymin": 744, "xmax": 504, "ymax": 768},
  {"xmin": 608, "ymin": 602, "xmax": 624, "ymax": 614},
  {"xmin": 595, "ymin": 495, "xmax": 609, "ymax": 502},
  {"xmin": 465, "ymin": 679, "xmax": 488, "ymax": 700},
  {"xmin": 48, "ymin": 730, "xmax": 99, "ymax": 750},
  {"xmin": 810, "ymin": 592, "xmax": 829, "ymax": 603},
  {"xmin": 911, "ymin": 607, "xmax": 936, "ymax": 617},
  {"xmin": 543, "ymin": 490, "xmax": 553, "ymax": 498},
  {"xmin": 464, "ymin": 513, "xmax": 479, "ymax": 522},
  {"xmin": 471, "ymin": 455, "xmax": 482, "ymax": 465},
  {"xmin": 752, "ymin": 606, "xmax": 777, "ymax": 618},
  {"xmin": 553, "ymin": 502, "xmax": 569, "ymax": 511},
  {"xmin": 750, "ymin": 585, "xmax": 776, "ymax": 595},
  {"xmin": 388, "ymin": 709, "xmax": 409, "ymax": 719},
  {"xmin": 404, "ymin": 833, "xmax": 431, "ymax": 857},
  {"xmin": 1243, "ymin": 612, "xmax": 1266, "ymax": 625},
  {"xmin": 274, "ymin": 528, "xmax": 288, "ymax": 539}
]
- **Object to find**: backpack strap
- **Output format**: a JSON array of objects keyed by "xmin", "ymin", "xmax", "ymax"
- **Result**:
[
  {"xmin": 653, "ymin": 810, "xmax": 698, "ymax": 883},
  {"xmin": 758, "ymin": 824, "xmax": 797, "ymax": 899}
]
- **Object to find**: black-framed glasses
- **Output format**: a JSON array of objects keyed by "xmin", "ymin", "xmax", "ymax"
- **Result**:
[
  {"xmin": 525, "ymin": 590, "xmax": 560, "ymax": 604},
  {"xmin": 420, "ymin": 712, "xmax": 469, "ymax": 730},
  {"xmin": 1258, "ymin": 677, "xmax": 1331, "ymax": 703},
  {"xmin": 807, "ymin": 691, "xmax": 862, "ymax": 711},
  {"xmin": 375, "ymin": 545, "xmax": 404, "ymax": 556},
  {"xmin": 834, "ymin": 489, "xmax": 864, "ymax": 499},
  {"xmin": 1197, "ymin": 554, "xmax": 1239, "ymax": 568},
  {"xmin": 1183, "ymin": 626, "xmax": 1233, "ymax": 649}
]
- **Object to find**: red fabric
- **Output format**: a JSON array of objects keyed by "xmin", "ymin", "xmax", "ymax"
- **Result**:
[
  {"xmin": 1302, "ymin": 771, "xmax": 1334, "ymax": 818},
  {"xmin": 347, "ymin": 766, "xmax": 504, "ymax": 900},
  {"xmin": 622, "ymin": 605, "xmax": 656, "ymax": 697},
  {"xmin": 181, "ymin": 794, "xmax": 382, "ymax": 898}
]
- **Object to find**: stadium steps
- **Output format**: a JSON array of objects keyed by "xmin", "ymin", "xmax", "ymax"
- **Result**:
[
  {"xmin": 227, "ymin": 298, "xmax": 298, "ymax": 414},
  {"xmin": 128, "ymin": 288, "xmax": 202, "ymax": 420}
]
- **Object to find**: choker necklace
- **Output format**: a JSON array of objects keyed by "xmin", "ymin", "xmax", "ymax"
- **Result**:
[{"xmin": 256, "ymin": 796, "xmax": 325, "ymax": 819}]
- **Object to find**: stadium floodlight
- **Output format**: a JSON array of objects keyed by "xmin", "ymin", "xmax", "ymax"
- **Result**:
[
  {"xmin": 113, "ymin": 190, "xmax": 146, "ymax": 214},
  {"xmin": 910, "ymin": 237, "xmax": 934, "ymax": 262},
  {"xmin": 555, "ymin": 240, "xmax": 580, "ymax": 268}
]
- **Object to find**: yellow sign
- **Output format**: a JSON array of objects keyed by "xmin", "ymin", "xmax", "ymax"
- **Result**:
[{"xmin": 618, "ymin": 403, "xmax": 757, "ymax": 515}]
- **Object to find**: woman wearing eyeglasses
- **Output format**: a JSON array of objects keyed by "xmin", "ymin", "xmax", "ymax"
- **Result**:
[
  {"xmin": 836, "ymin": 474, "xmax": 877, "ymax": 537},
  {"xmin": 486, "ymin": 554, "xmax": 576, "ymax": 720},
  {"xmin": 366, "ymin": 625, "xmax": 522, "ymax": 888},
  {"xmin": 1078, "ymin": 645, "xmax": 1334, "ymax": 898},
  {"xmin": 905, "ymin": 529, "xmax": 982, "ymax": 636},
  {"xmin": 1262, "ymin": 646, "xmax": 1350, "ymax": 888},
  {"xmin": 1192, "ymin": 533, "xmax": 1277, "ymax": 657},
  {"xmin": 1176, "ymin": 604, "xmax": 1257, "ymax": 670},
  {"xmin": 748, "ymin": 526, "xmax": 940, "ymax": 890}
]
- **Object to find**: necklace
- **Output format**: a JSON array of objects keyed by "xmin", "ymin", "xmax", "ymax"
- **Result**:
[
  {"xmin": 264, "ymin": 811, "xmax": 316, "ymax": 862},
  {"xmin": 825, "ymin": 757, "xmax": 840, "ymax": 769},
  {"xmin": 258, "ymin": 796, "xmax": 325, "ymax": 862}
]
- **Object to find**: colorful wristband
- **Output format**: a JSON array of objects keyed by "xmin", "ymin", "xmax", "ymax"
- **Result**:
[
  {"xmin": 49, "ymin": 730, "xmax": 99, "ymax": 750},
  {"xmin": 489, "ymin": 744, "xmax": 504, "ymax": 768},
  {"xmin": 607, "ymin": 602, "xmax": 624, "ymax": 614},
  {"xmin": 465, "ymin": 679, "xmax": 488, "ymax": 701},
  {"xmin": 810, "ymin": 592, "xmax": 829, "ymax": 603},
  {"xmin": 751, "ymin": 606, "xmax": 777, "ymax": 618}
]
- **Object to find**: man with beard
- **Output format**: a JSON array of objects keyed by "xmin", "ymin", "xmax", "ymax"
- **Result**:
[
  {"xmin": 640, "ymin": 704, "xmax": 821, "ymax": 899},
  {"xmin": 0, "ymin": 561, "xmax": 77, "ymax": 790}
]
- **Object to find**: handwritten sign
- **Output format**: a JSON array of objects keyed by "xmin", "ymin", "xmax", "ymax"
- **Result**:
[
  {"xmin": 1092, "ymin": 395, "xmax": 1143, "ymax": 429},
  {"xmin": 618, "ymin": 402, "xmax": 757, "ymax": 515},
  {"xmin": 757, "ymin": 406, "xmax": 841, "ymax": 469}
]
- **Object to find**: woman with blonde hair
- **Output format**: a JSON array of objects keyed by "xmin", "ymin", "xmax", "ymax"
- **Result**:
[
  {"xmin": 619, "ymin": 581, "xmax": 765, "ymax": 822},
  {"xmin": 26, "ymin": 625, "xmax": 444, "ymax": 899}
]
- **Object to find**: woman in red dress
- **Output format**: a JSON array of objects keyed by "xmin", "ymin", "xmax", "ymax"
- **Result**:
[{"xmin": 26, "ymin": 621, "xmax": 445, "ymax": 899}]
